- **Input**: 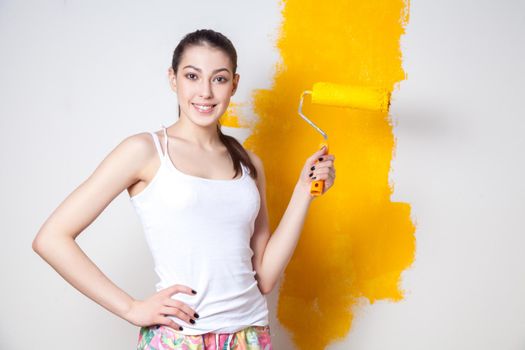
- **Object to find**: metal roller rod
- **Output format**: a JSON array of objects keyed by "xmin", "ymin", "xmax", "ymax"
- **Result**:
[{"xmin": 297, "ymin": 90, "xmax": 328, "ymax": 141}]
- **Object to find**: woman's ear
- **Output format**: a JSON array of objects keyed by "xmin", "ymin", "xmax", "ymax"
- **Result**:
[
  {"xmin": 232, "ymin": 73, "xmax": 240, "ymax": 95},
  {"xmin": 168, "ymin": 67, "xmax": 177, "ymax": 92}
]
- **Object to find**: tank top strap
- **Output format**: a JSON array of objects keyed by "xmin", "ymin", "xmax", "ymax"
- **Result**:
[
  {"xmin": 147, "ymin": 131, "xmax": 164, "ymax": 159},
  {"xmin": 160, "ymin": 124, "xmax": 169, "ymax": 155}
]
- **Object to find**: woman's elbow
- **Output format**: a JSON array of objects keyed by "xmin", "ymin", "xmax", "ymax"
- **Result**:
[
  {"xmin": 32, "ymin": 230, "xmax": 61, "ymax": 255},
  {"xmin": 32, "ymin": 232, "xmax": 50, "ymax": 255},
  {"xmin": 258, "ymin": 280, "xmax": 275, "ymax": 295}
]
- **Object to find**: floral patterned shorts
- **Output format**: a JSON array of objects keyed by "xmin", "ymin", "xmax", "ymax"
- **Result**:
[{"xmin": 136, "ymin": 324, "xmax": 272, "ymax": 350}]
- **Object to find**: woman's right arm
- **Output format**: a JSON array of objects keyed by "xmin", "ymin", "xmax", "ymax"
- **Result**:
[
  {"xmin": 32, "ymin": 133, "xmax": 153, "ymax": 321},
  {"xmin": 31, "ymin": 133, "xmax": 198, "ymax": 329}
]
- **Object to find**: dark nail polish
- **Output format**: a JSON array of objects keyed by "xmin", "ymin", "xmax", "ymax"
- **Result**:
[
  {"xmin": 318, "ymin": 157, "xmax": 323, "ymax": 161},
  {"xmin": 194, "ymin": 313, "xmax": 200, "ymax": 318},
  {"xmin": 179, "ymin": 326, "xmax": 183, "ymax": 331},
  {"xmin": 190, "ymin": 319, "xmax": 195, "ymax": 324},
  {"xmin": 312, "ymin": 176, "xmax": 316, "ymax": 180},
  {"xmin": 191, "ymin": 290, "xmax": 197, "ymax": 294},
  {"xmin": 310, "ymin": 166, "xmax": 315, "ymax": 171}
]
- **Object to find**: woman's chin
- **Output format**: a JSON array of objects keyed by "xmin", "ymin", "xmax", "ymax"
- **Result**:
[{"xmin": 187, "ymin": 114, "xmax": 222, "ymax": 128}]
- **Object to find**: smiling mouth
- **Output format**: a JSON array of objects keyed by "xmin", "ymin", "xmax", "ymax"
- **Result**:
[{"xmin": 192, "ymin": 103, "xmax": 218, "ymax": 113}]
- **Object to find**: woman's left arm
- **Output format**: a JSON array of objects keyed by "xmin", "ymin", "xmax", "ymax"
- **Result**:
[{"xmin": 249, "ymin": 147, "xmax": 336, "ymax": 294}]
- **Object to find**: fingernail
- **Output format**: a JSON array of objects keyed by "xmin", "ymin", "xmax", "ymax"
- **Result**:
[
  {"xmin": 191, "ymin": 290, "xmax": 197, "ymax": 294},
  {"xmin": 318, "ymin": 157, "xmax": 323, "ymax": 161},
  {"xmin": 194, "ymin": 313, "xmax": 200, "ymax": 318},
  {"xmin": 310, "ymin": 166, "xmax": 315, "ymax": 171},
  {"xmin": 309, "ymin": 172, "xmax": 313, "ymax": 177},
  {"xmin": 190, "ymin": 319, "xmax": 196, "ymax": 324},
  {"xmin": 179, "ymin": 326, "xmax": 183, "ymax": 331},
  {"xmin": 312, "ymin": 176, "xmax": 316, "ymax": 180}
]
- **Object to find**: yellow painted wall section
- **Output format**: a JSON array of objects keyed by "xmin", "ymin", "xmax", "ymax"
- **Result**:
[
  {"xmin": 242, "ymin": 0, "xmax": 415, "ymax": 349},
  {"xmin": 219, "ymin": 102, "xmax": 245, "ymax": 128}
]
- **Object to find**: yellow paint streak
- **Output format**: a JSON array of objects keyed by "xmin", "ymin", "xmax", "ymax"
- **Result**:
[
  {"xmin": 243, "ymin": 0, "xmax": 415, "ymax": 349},
  {"xmin": 219, "ymin": 102, "xmax": 253, "ymax": 128}
]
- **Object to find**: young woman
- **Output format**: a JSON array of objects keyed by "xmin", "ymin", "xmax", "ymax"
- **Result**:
[{"xmin": 32, "ymin": 29, "xmax": 336, "ymax": 350}]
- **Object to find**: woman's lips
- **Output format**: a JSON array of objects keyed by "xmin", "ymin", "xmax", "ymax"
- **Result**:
[{"xmin": 192, "ymin": 103, "xmax": 217, "ymax": 114}]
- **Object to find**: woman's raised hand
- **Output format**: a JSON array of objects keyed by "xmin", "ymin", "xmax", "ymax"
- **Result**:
[
  {"xmin": 123, "ymin": 284, "xmax": 199, "ymax": 330},
  {"xmin": 296, "ymin": 146, "xmax": 336, "ymax": 197}
]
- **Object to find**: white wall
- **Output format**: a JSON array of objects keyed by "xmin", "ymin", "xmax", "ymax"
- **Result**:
[
  {"xmin": 334, "ymin": 1, "xmax": 525, "ymax": 349},
  {"xmin": 1, "ymin": 0, "xmax": 524, "ymax": 349}
]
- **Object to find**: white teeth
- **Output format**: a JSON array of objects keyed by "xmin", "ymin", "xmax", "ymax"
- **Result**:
[{"xmin": 194, "ymin": 104, "xmax": 214, "ymax": 111}]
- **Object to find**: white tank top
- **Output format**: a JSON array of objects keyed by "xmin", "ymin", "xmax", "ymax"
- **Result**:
[{"xmin": 129, "ymin": 125, "xmax": 269, "ymax": 335}]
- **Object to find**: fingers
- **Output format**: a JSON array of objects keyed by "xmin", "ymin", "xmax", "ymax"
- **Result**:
[
  {"xmin": 156, "ymin": 315, "xmax": 184, "ymax": 331},
  {"xmin": 309, "ymin": 158, "xmax": 335, "ymax": 180},
  {"xmin": 311, "ymin": 169, "xmax": 333, "ymax": 181},
  {"xmin": 308, "ymin": 145, "xmax": 329, "ymax": 162},
  {"xmin": 310, "ymin": 153, "xmax": 335, "ymax": 167},
  {"xmin": 313, "ymin": 158, "xmax": 335, "ymax": 169},
  {"xmin": 163, "ymin": 298, "xmax": 200, "ymax": 321},
  {"xmin": 160, "ymin": 305, "xmax": 197, "ymax": 325},
  {"xmin": 156, "ymin": 284, "xmax": 199, "ymax": 330},
  {"xmin": 164, "ymin": 284, "xmax": 197, "ymax": 297}
]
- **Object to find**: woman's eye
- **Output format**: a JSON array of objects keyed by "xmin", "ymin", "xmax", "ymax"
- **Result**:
[
  {"xmin": 214, "ymin": 76, "xmax": 228, "ymax": 83},
  {"xmin": 186, "ymin": 73, "xmax": 197, "ymax": 80}
]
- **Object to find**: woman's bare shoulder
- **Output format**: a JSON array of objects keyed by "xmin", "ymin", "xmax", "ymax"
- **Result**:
[
  {"xmin": 117, "ymin": 131, "xmax": 160, "ymax": 176},
  {"xmin": 122, "ymin": 131, "xmax": 157, "ymax": 153},
  {"xmin": 83, "ymin": 131, "xmax": 160, "ymax": 189}
]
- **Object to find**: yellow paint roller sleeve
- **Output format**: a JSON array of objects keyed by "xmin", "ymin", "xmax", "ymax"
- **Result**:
[{"xmin": 311, "ymin": 82, "xmax": 391, "ymax": 112}]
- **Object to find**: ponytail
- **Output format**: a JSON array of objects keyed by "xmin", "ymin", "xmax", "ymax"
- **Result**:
[{"xmin": 216, "ymin": 122, "xmax": 258, "ymax": 180}]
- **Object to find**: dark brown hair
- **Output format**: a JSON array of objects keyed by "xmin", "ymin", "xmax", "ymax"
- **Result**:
[{"xmin": 171, "ymin": 29, "xmax": 257, "ymax": 180}]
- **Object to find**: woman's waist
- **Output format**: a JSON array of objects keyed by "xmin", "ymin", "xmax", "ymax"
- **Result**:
[
  {"xmin": 165, "ymin": 298, "xmax": 269, "ymax": 335},
  {"xmin": 158, "ymin": 276, "xmax": 264, "ymax": 303},
  {"xmin": 160, "ymin": 277, "xmax": 267, "ymax": 318}
]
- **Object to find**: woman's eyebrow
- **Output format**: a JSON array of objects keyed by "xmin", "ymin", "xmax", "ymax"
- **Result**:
[{"xmin": 182, "ymin": 65, "xmax": 230, "ymax": 74}]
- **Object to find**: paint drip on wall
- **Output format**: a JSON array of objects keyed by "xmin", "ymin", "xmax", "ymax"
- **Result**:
[{"xmin": 227, "ymin": 0, "xmax": 414, "ymax": 349}]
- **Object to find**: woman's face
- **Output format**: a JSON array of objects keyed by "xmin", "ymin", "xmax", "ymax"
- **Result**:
[{"xmin": 168, "ymin": 44, "xmax": 239, "ymax": 128}]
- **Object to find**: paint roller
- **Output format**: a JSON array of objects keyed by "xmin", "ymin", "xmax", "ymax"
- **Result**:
[{"xmin": 298, "ymin": 82, "xmax": 392, "ymax": 196}]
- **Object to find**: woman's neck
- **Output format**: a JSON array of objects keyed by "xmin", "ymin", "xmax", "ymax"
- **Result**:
[{"xmin": 167, "ymin": 116, "xmax": 223, "ymax": 151}]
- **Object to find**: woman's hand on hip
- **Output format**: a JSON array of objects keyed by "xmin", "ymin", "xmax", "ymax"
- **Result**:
[{"xmin": 123, "ymin": 284, "xmax": 199, "ymax": 330}]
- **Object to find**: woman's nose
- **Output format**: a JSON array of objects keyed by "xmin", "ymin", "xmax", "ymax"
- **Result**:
[{"xmin": 199, "ymin": 80, "xmax": 213, "ymax": 98}]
